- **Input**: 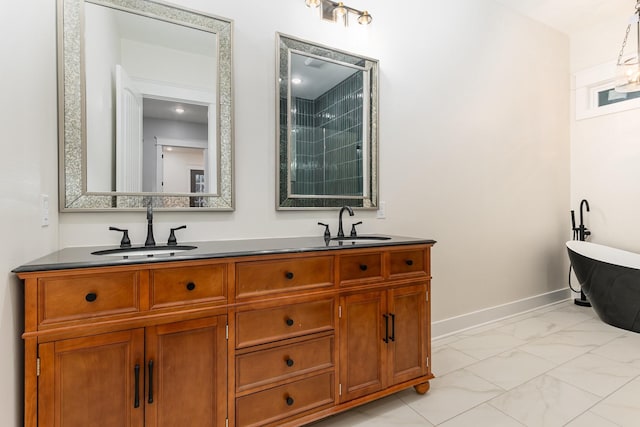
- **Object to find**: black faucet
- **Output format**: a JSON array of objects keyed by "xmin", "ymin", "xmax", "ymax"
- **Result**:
[
  {"xmin": 337, "ymin": 206, "xmax": 354, "ymax": 238},
  {"xmin": 109, "ymin": 226, "xmax": 131, "ymax": 248},
  {"xmin": 145, "ymin": 205, "xmax": 156, "ymax": 247},
  {"xmin": 578, "ymin": 199, "xmax": 591, "ymax": 241}
]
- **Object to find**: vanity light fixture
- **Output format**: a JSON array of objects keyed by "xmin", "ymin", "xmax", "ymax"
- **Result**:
[
  {"xmin": 334, "ymin": 2, "xmax": 347, "ymax": 18},
  {"xmin": 615, "ymin": 0, "xmax": 640, "ymax": 92},
  {"xmin": 304, "ymin": 0, "xmax": 372, "ymax": 26},
  {"xmin": 357, "ymin": 10, "xmax": 372, "ymax": 25}
]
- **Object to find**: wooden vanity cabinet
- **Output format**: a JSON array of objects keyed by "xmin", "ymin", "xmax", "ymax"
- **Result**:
[
  {"xmin": 37, "ymin": 329, "xmax": 145, "ymax": 427},
  {"xmin": 37, "ymin": 316, "xmax": 227, "ymax": 427},
  {"xmin": 339, "ymin": 282, "xmax": 429, "ymax": 402},
  {"xmin": 21, "ymin": 261, "xmax": 229, "ymax": 427},
  {"xmin": 19, "ymin": 242, "xmax": 433, "ymax": 427}
]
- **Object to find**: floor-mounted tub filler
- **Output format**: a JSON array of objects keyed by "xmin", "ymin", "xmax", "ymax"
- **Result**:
[{"xmin": 567, "ymin": 240, "xmax": 640, "ymax": 333}]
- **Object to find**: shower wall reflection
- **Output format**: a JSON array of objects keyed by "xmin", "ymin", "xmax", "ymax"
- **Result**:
[{"xmin": 284, "ymin": 72, "xmax": 364, "ymax": 197}]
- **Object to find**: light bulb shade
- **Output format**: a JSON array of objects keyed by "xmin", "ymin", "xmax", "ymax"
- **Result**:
[
  {"xmin": 305, "ymin": 0, "xmax": 321, "ymax": 8},
  {"xmin": 358, "ymin": 11, "xmax": 372, "ymax": 25},
  {"xmin": 616, "ymin": 56, "xmax": 640, "ymax": 93},
  {"xmin": 334, "ymin": 2, "xmax": 347, "ymax": 18}
]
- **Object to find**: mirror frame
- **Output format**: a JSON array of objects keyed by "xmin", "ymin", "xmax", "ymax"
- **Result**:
[
  {"xmin": 58, "ymin": 0, "xmax": 234, "ymax": 211},
  {"xmin": 276, "ymin": 33, "xmax": 379, "ymax": 210}
]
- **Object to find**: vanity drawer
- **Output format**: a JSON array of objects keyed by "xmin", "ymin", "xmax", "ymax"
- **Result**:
[
  {"xmin": 339, "ymin": 252, "xmax": 383, "ymax": 284},
  {"xmin": 236, "ymin": 334, "xmax": 334, "ymax": 392},
  {"xmin": 38, "ymin": 271, "xmax": 139, "ymax": 325},
  {"xmin": 389, "ymin": 249, "xmax": 428, "ymax": 277},
  {"xmin": 235, "ymin": 256, "xmax": 333, "ymax": 298},
  {"xmin": 150, "ymin": 263, "xmax": 226, "ymax": 308},
  {"xmin": 235, "ymin": 299, "xmax": 334, "ymax": 348},
  {"xmin": 235, "ymin": 372, "xmax": 334, "ymax": 427}
]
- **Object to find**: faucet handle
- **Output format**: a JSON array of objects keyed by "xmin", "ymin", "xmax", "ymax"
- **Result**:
[
  {"xmin": 350, "ymin": 221, "xmax": 363, "ymax": 238},
  {"xmin": 109, "ymin": 226, "xmax": 131, "ymax": 248},
  {"xmin": 167, "ymin": 225, "xmax": 187, "ymax": 246},
  {"xmin": 318, "ymin": 222, "xmax": 331, "ymax": 239}
]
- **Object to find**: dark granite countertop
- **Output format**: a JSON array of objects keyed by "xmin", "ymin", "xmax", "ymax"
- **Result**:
[{"xmin": 13, "ymin": 235, "xmax": 436, "ymax": 274}]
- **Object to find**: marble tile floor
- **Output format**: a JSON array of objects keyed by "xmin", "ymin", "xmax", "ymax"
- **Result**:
[{"xmin": 309, "ymin": 300, "xmax": 640, "ymax": 426}]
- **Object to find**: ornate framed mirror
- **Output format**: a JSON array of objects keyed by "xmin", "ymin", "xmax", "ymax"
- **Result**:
[
  {"xmin": 276, "ymin": 33, "xmax": 379, "ymax": 210},
  {"xmin": 58, "ymin": 0, "xmax": 233, "ymax": 211}
]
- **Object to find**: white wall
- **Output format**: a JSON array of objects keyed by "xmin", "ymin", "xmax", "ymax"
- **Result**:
[
  {"xmin": 85, "ymin": 2, "xmax": 120, "ymax": 191},
  {"xmin": 570, "ymin": 6, "xmax": 640, "ymax": 253},
  {"xmin": 0, "ymin": 2, "xmax": 59, "ymax": 426},
  {"xmin": 122, "ymin": 40, "xmax": 216, "ymax": 90},
  {"xmin": 162, "ymin": 147, "xmax": 205, "ymax": 193},
  {"xmin": 4, "ymin": 0, "xmax": 570, "ymax": 424}
]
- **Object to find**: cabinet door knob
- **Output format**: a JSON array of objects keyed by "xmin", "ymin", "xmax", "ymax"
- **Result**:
[
  {"xmin": 85, "ymin": 293, "xmax": 97, "ymax": 302},
  {"xmin": 406, "ymin": 259, "xmax": 414, "ymax": 266},
  {"xmin": 285, "ymin": 396, "xmax": 295, "ymax": 406},
  {"xmin": 285, "ymin": 318, "xmax": 294, "ymax": 327},
  {"xmin": 285, "ymin": 358, "xmax": 295, "ymax": 367},
  {"xmin": 359, "ymin": 264, "xmax": 368, "ymax": 271},
  {"xmin": 285, "ymin": 271, "xmax": 294, "ymax": 280},
  {"xmin": 186, "ymin": 282, "xmax": 196, "ymax": 291}
]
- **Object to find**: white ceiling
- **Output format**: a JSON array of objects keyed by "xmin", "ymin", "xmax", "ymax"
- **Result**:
[
  {"xmin": 290, "ymin": 53, "xmax": 359, "ymax": 100},
  {"xmin": 493, "ymin": 0, "xmax": 631, "ymax": 35}
]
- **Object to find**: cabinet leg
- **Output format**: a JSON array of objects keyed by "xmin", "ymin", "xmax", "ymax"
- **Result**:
[{"xmin": 414, "ymin": 381, "xmax": 430, "ymax": 395}]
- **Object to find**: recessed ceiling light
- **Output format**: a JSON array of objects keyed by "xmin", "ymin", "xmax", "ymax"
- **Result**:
[
  {"xmin": 175, "ymin": 107, "xmax": 185, "ymax": 114},
  {"xmin": 291, "ymin": 77, "xmax": 302, "ymax": 85}
]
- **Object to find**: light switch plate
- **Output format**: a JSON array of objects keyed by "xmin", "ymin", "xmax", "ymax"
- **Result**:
[
  {"xmin": 41, "ymin": 194, "xmax": 49, "ymax": 227},
  {"xmin": 376, "ymin": 201, "xmax": 386, "ymax": 219}
]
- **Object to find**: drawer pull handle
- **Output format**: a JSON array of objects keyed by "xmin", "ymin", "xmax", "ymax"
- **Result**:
[
  {"xmin": 406, "ymin": 259, "xmax": 414, "ymax": 266},
  {"xmin": 359, "ymin": 264, "xmax": 368, "ymax": 271},
  {"xmin": 285, "ymin": 318, "xmax": 294, "ymax": 327},
  {"xmin": 186, "ymin": 282, "xmax": 196, "ymax": 291},
  {"xmin": 285, "ymin": 396, "xmax": 295, "ymax": 406},
  {"xmin": 285, "ymin": 271, "xmax": 294, "ymax": 280},
  {"xmin": 134, "ymin": 364, "xmax": 140, "ymax": 408},
  {"xmin": 85, "ymin": 293, "xmax": 97, "ymax": 303},
  {"xmin": 285, "ymin": 358, "xmax": 295, "ymax": 367}
]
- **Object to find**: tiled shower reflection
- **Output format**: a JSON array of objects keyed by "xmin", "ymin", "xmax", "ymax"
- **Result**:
[{"xmin": 286, "ymin": 72, "xmax": 364, "ymax": 197}]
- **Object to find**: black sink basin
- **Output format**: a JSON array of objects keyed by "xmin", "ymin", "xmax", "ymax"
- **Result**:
[
  {"xmin": 330, "ymin": 236, "xmax": 392, "ymax": 242},
  {"xmin": 92, "ymin": 245, "xmax": 197, "ymax": 257}
]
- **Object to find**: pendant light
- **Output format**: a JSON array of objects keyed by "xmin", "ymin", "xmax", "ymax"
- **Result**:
[{"xmin": 615, "ymin": 0, "xmax": 640, "ymax": 92}]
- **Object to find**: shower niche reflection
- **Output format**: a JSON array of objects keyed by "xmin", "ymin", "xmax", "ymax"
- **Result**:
[{"xmin": 277, "ymin": 33, "xmax": 378, "ymax": 209}]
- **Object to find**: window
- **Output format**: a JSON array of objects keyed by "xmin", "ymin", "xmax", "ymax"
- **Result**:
[{"xmin": 575, "ymin": 60, "xmax": 640, "ymax": 120}]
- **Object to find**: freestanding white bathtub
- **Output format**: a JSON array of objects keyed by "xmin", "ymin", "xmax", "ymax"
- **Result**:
[{"xmin": 567, "ymin": 240, "xmax": 640, "ymax": 333}]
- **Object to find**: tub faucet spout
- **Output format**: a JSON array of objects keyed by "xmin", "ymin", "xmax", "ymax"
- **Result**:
[{"xmin": 578, "ymin": 199, "xmax": 590, "ymax": 241}]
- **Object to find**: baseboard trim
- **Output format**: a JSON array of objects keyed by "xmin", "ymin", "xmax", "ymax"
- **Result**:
[{"xmin": 432, "ymin": 288, "xmax": 571, "ymax": 339}]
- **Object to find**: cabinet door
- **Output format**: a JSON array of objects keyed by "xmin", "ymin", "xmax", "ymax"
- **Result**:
[
  {"xmin": 339, "ymin": 291, "xmax": 386, "ymax": 402},
  {"xmin": 388, "ymin": 283, "xmax": 428, "ymax": 385},
  {"xmin": 38, "ymin": 329, "xmax": 145, "ymax": 427},
  {"xmin": 145, "ymin": 316, "xmax": 227, "ymax": 427}
]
